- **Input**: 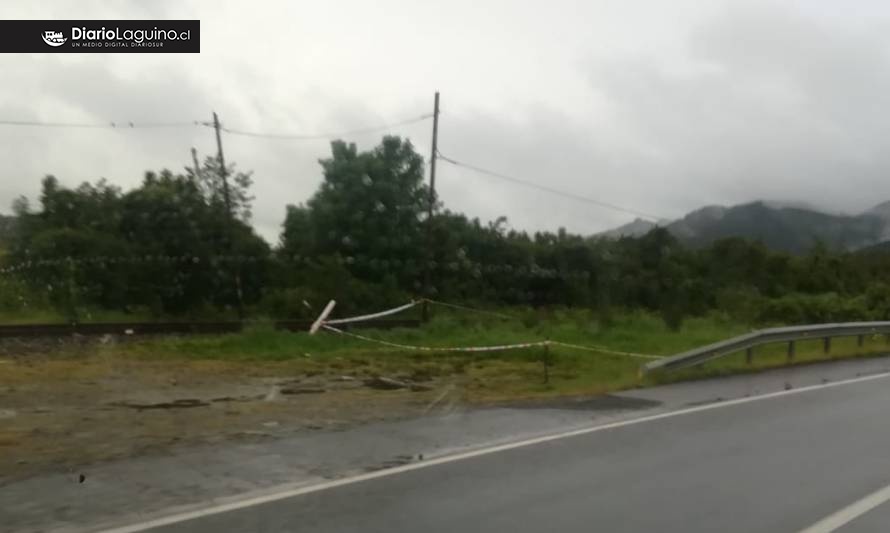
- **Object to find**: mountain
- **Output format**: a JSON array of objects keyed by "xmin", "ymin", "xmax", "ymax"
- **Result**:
[
  {"xmin": 599, "ymin": 201, "xmax": 890, "ymax": 254},
  {"xmin": 597, "ymin": 218, "xmax": 658, "ymax": 238},
  {"xmin": 863, "ymin": 200, "xmax": 890, "ymax": 221},
  {"xmin": 669, "ymin": 202, "xmax": 886, "ymax": 253}
]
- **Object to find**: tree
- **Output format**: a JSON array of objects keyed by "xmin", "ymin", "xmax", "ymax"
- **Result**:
[
  {"xmin": 281, "ymin": 136, "xmax": 429, "ymax": 291},
  {"xmin": 8, "ymin": 160, "xmax": 269, "ymax": 318},
  {"xmin": 186, "ymin": 156, "xmax": 255, "ymax": 223}
]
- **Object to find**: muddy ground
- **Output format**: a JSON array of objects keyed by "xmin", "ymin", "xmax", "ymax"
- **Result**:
[{"xmin": 0, "ymin": 337, "xmax": 467, "ymax": 483}]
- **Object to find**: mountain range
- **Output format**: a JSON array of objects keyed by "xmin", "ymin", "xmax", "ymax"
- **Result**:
[{"xmin": 599, "ymin": 200, "xmax": 890, "ymax": 254}]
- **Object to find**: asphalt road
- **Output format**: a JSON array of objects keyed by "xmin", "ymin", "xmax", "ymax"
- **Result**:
[{"xmin": 123, "ymin": 371, "xmax": 890, "ymax": 533}]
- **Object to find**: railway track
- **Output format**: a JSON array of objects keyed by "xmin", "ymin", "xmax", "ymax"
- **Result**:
[{"xmin": 0, "ymin": 319, "xmax": 420, "ymax": 339}]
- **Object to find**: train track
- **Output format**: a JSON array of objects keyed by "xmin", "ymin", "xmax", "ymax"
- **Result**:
[{"xmin": 0, "ymin": 319, "xmax": 420, "ymax": 339}]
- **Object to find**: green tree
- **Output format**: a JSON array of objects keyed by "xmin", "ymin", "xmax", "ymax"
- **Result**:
[{"xmin": 281, "ymin": 136, "xmax": 429, "ymax": 291}]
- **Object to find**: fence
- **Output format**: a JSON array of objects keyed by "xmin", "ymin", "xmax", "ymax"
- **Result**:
[{"xmin": 642, "ymin": 321, "xmax": 890, "ymax": 374}]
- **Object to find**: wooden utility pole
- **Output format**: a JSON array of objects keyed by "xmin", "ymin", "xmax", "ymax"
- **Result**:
[
  {"xmin": 190, "ymin": 147, "xmax": 202, "ymax": 183},
  {"xmin": 212, "ymin": 112, "xmax": 234, "ymax": 217},
  {"xmin": 421, "ymin": 92, "xmax": 440, "ymax": 322},
  {"xmin": 211, "ymin": 112, "xmax": 244, "ymax": 320}
]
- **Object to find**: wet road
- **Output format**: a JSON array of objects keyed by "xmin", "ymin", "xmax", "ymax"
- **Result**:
[{"xmin": 135, "ymin": 371, "xmax": 890, "ymax": 533}]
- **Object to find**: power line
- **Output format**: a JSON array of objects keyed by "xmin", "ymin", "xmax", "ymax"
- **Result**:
[
  {"xmin": 0, "ymin": 119, "xmax": 202, "ymax": 129},
  {"xmin": 437, "ymin": 152, "xmax": 664, "ymax": 222},
  {"xmin": 219, "ymin": 113, "xmax": 434, "ymax": 140}
]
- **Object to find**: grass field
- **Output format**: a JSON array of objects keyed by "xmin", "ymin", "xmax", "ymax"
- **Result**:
[
  {"xmin": 5, "ymin": 307, "xmax": 889, "ymax": 478},
  {"xmin": 113, "ymin": 308, "xmax": 890, "ymax": 402}
]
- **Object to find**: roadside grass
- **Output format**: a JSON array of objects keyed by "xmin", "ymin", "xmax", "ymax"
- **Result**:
[{"xmin": 47, "ymin": 308, "xmax": 885, "ymax": 403}]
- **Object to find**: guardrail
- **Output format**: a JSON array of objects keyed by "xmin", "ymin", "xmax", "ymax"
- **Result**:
[
  {"xmin": 0, "ymin": 319, "xmax": 421, "ymax": 339},
  {"xmin": 642, "ymin": 321, "xmax": 890, "ymax": 374}
]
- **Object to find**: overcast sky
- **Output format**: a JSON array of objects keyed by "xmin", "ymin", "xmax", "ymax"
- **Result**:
[{"xmin": 4, "ymin": 0, "xmax": 890, "ymax": 242}]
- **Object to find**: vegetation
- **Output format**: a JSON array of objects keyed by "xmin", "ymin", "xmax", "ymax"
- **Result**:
[
  {"xmin": 5, "ymin": 135, "xmax": 890, "ymax": 334},
  {"xmin": 113, "ymin": 309, "xmax": 890, "ymax": 401}
]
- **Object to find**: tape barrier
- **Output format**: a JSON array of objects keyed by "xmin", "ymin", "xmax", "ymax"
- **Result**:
[
  {"xmin": 549, "ymin": 341, "xmax": 662, "ymax": 359},
  {"xmin": 322, "ymin": 325, "xmax": 549, "ymax": 352},
  {"xmin": 323, "ymin": 301, "xmax": 419, "ymax": 325},
  {"xmin": 421, "ymin": 298, "xmax": 517, "ymax": 320},
  {"xmin": 322, "ymin": 324, "xmax": 661, "ymax": 359}
]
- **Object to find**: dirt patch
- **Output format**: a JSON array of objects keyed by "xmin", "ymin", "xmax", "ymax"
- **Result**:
[{"xmin": 0, "ymin": 351, "xmax": 456, "ymax": 483}]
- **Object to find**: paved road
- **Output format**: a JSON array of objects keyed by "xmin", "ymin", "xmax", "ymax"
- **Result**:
[{"xmin": 125, "ymin": 371, "xmax": 890, "ymax": 533}]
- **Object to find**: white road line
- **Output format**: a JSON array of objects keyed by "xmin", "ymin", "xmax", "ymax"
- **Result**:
[
  {"xmin": 98, "ymin": 371, "xmax": 890, "ymax": 533},
  {"xmin": 798, "ymin": 482, "xmax": 890, "ymax": 533}
]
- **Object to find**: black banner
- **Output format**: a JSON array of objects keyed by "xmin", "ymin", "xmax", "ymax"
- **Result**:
[{"xmin": 0, "ymin": 20, "xmax": 200, "ymax": 53}]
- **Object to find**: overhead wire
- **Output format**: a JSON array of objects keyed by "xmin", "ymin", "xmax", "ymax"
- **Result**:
[
  {"xmin": 219, "ymin": 113, "xmax": 434, "ymax": 140},
  {"xmin": 1, "ymin": 109, "xmax": 663, "ymax": 221},
  {"xmin": 437, "ymin": 151, "xmax": 664, "ymax": 222},
  {"xmin": 0, "ymin": 113, "xmax": 434, "ymax": 138},
  {"xmin": 0, "ymin": 119, "xmax": 202, "ymax": 129}
]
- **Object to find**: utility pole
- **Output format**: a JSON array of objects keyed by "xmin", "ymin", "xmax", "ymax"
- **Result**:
[
  {"xmin": 211, "ymin": 112, "xmax": 244, "ymax": 320},
  {"xmin": 212, "ymin": 112, "xmax": 234, "ymax": 217},
  {"xmin": 190, "ymin": 147, "xmax": 202, "ymax": 183},
  {"xmin": 421, "ymin": 91, "xmax": 440, "ymax": 322}
]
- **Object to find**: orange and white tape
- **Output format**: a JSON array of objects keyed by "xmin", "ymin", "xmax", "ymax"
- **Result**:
[
  {"xmin": 322, "ymin": 325, "xmax": 661, "ymax": 359},
  {"xmin": 322, "ymin": 325, "xmax": 548, "ymax": 352},
  {"xmin": 549, "ymin": 340, "xmax": 662, "ymax": 359}
]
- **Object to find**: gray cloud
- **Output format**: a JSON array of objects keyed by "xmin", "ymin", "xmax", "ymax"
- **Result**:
[{"xmin": 4, "ymin": 0, "xmax": 890, "ymax": 242}]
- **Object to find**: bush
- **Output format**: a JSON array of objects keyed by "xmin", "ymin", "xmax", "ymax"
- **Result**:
[
  {"xmin": 757, "ymin": 293, "xmax": 871, "ymax": 325},
  {"xmin": 520, "ymin": 309, "xmax": 541, "ymax": 329},
  {"xmin": 0, "ymin": 275, "xmax": 50, "ymax": 313},
  {"xmin": 660, "ymin": 305, "xmax": 684, "ymax": 332},
  {"xmin": 865, "ymin": 283, "xmax": 890, "ymax": 320},
  {"xmin": 714, "ymin": 285, "xmax": 765, "ymax": 324}
]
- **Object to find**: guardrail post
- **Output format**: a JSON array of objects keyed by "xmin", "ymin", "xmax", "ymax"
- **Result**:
[
  {"xmin": 857, "ymin": 334, "xmax": 864, "ymax": 348},
  {"xmin": 745, "ymin": 347, "xmax": 753, "ymax": 365},
  {"xmin": 823, "ymin": 337, "xmax": 831, "ymax": 354},
  {"xmin": 787, "ymin": 340, "xmax": 795, "ymax": 362}
]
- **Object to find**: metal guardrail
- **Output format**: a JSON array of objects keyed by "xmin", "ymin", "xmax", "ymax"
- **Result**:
[
  {"xmin": 0, "ymin": 319, "xmax": 421, "ymax": 339},
  {"xmin": 642, "ymin": 321, "xmax": 890, "ymax": 374}
]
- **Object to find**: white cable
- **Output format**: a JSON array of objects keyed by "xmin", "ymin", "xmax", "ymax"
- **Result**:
[
  {"xmin": 323, "ymin": 301, "xmax": 419, "ymax": 325},
  {"xmin": 322, "ymin": 325, "xmax": 548, "ymax": 352},
  {"xmin": 549, "ymin": 340, "xmax": 662, "ymax": 359},
  {"xmin": 422, "ymin": 298, "xmax": 517, "ymax": 320},
  {"xmin": 322, "ymin": 324, "xmax": 659, "ymax": 359}
]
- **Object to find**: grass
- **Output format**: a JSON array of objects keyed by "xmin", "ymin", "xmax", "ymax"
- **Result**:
[
  {"xmin": 108, "ymin": 308, "xmax": 889, "ymax": 403},
  {"xmin": 16, "ymin": 307, "xmax": 876, "ymax": 403}
]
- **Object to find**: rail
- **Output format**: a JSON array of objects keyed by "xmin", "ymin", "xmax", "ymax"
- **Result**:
[
  {"xmin": 0, "ymin": 319, "xmax": 420, "ymax": 339},
  {"xmin": 642, "ymin": 321, "xmax": 890, "ymax": 374}
]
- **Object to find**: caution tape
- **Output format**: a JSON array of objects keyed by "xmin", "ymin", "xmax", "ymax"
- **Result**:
[
  {"xmin": 421, "ymin": 298, "xmax": 517, "ymax": 320},
  {"xmin": 323, "ymin": 300, "xmax": 419, "ymax": 325},
  {"xmin": 549, "ymin": 341, "xmax": 662, "ymax": 360},
  {"xmin": 322, "ymin": 325, "xmax": 549, "ymax": 352},
  {"xmin": 322, "ymin": 325, "xmax": 661, "ymax": 359}
]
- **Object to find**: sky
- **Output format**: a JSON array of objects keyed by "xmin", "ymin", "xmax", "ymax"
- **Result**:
[{"xmin": 4, "ymin": 0, "xmax": 890, "ymax": 243}]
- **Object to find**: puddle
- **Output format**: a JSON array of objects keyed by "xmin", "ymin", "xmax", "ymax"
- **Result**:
[{"xmin": 110, "ymin": 399, "xmax": 210, "ymax": 410}]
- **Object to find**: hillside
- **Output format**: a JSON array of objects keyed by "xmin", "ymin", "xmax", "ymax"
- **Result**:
[
  {"xmin": 599, "ymin": 201, "xmax": 890, "ymax": 254},
  {"xmin": 597, "ymin": 218, "xmax": 658, "ymax": 238}
]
